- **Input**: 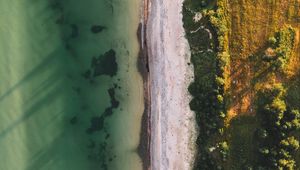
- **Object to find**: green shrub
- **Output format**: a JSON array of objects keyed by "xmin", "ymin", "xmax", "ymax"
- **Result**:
[{"xmin": 272, "ymin": 26, "xmax": 296, "ymax": 71}]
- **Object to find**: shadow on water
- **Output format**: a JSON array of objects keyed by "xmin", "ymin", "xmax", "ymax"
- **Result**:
[
  {"xmin": 0, "ymin": 52, "xmax": 58, "ymax": 102},
  {"xmin": 0, "ymin": 61, "xmax": 62, "ymax": 139}
]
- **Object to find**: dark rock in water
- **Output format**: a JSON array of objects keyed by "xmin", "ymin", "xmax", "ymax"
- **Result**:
[
  {"xmin": 70, "ymin": 116, "xmax": 78, "ymax": 125},
  {"xmin": 82, "ymin": 70, "xmax": 91, "ymax": 79},
  {"xmin": 113, "ymin": 83, "xmax": 118, "ymax": 89},
  {"xmin": 103, "ymin": 107, "xmax": 113, "ymax": 117},
  {"xmin": 85, "ymin": 86, "xmax": 119, "ymax": 135},
  {"xmin": 92, "ymin": 49, "xmax": 118, "ymax": 77},
  {"xmin": 105, "ymin": 134, "xmax": 110, "ymax": 139},
  {"xmin": 70, "ymin": 24, "xmax": 79, "ymax": 38},
  {"xmin": 91, "ymin": 25, "xmax": 106, "ymax": 33},
  {"xmin": 108, "ymin": 88, "xmax": 119, "ymax": 109},
  {"xmin": 86, "ymin": 116, "xmax": 104, "ymax": 134},
  {"xmin": 65, "ymin": 43, "xmax": 71, "ymax": 50},
  {"xmin": 91, "ymin": 56, "xmax": 98, "ymax": 67}
]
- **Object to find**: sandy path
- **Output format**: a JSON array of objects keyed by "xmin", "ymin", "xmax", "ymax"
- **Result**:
[{"xmin": 146, "ymin": 0, "xmax": 197, "ymax": 169}]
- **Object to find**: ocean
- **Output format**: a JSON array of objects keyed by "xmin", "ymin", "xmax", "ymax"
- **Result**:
[{"xmin": 0, "ymin": 0, "xmax": 144, "ymax": 169}]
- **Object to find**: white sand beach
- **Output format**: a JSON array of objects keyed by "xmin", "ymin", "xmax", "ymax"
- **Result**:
[{"xmin": 146, "ymin": 0, "xmax": 197, "ymax": 169}]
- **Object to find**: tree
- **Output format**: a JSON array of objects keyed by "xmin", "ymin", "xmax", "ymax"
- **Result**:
[
  {"xmin": 268, "ymin": 36, "xmax": 277, "ymax": 45},
  {"xmin": 278, "ymin": 159, "xmax": 296, "ymax": 170},
  {"xmin": 290, "ymin": 110, "xmax": 300, "ymax": 130},
  {"xmin": 259, "ymin": 147, "xmax": 270, "ymax": 155},
  {"xmin": 280, "ymin": 136, "xmax": 299, "ymax": 151}
]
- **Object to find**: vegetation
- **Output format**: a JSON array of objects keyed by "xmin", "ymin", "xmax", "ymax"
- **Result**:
[
  {"xmin": 184, "ymin": 0, "xmax": 232, "ymax": 169},
  {"xmin": 183, "ymin": 0, "xmax": 300, "ymax": 169},
  {"xmin": 270, "ymin": 27, "xmax": 296, "ymax": 71},
  {"xmin": 256, "ymin": 84, "xmax": 300, "ymax": 169}
]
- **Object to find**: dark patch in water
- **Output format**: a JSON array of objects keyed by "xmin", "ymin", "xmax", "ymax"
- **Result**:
[
  {"xmin": 91, "ymin": 25, "xmax": 106, "ymax": 34},
  {"xmin": 82, "ymin": 70, "xmax": 91, "ymax": 79},
  {"xmin": 86, "ymin": 140, "xmax": 113, "ymax": 170},
  {"xmin": 92, "ymin": 49, "xmax": 118, "ymax": 77},
  {"xmin": 83, "ymin": 49, "xmax": 118, "ymax": 80},
  {"xmin": 86, "ymin": 87, "xmax": 119, "ymax": 134},
  {"xmin": 86, "ymin": 116, "xmax": 105, "ymax": 134},
  {"xmin": 70, "ymin": 116, "xmax": 78, "ymax": 125},
  {"xmin": 72, "ymin": 87, "xmax": 81, "ymax": 94},
  {"xmin": 103, "ymin": 107, "xmax": 113, "ymax": 117},
  {"xmin": 50, "ymin": 2, "xmax": 64, "ymax": 24},
  {"xmin": 65, "ymin": 43, "xmax": 71, "ymax": 50},
  {"xmin": 108, "ymin": 87, "xmax": 119, "ymax": 108},
  {"xmin": 113, "ymin": 83, "xmax": 118, "ymax": 88},
  {"xmin": 70, "ymin": 24, "xmax": 79, "ymax": 38},
  {"xmin": 113, "ymin": 83, "xmax": 122, "ymax": 89},
  {"xmin": 48, "ymin": 0, "xmax": 119, "ymax": 167}
]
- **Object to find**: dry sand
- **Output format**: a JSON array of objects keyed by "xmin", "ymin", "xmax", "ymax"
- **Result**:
[{"xmin": 146, "ymin": 0, "xmax": 197, "ymax": 169}]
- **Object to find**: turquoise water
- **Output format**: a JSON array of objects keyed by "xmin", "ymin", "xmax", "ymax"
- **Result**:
[{"xmin": 0, "ymin": 0, "xmax": 143, "ymax": 170}]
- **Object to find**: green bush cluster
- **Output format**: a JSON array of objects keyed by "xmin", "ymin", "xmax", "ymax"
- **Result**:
[
  {"xmin": 256, "ymin": 84, "xmax": 300, "ymax": 169},
  {"xmin": 207, "ymin": 0, "xmax": 230, "ymax": 52},
  {"xmin": 272, "ymin": 26, "xmax": 295, "ymax": 70}
]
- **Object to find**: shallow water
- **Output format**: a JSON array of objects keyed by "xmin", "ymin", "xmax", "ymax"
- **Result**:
[{"xmin": 0, "ymin": 0, "xmax": 143, "ymax": 169}]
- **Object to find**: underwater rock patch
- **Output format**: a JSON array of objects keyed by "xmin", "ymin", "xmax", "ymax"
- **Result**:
[
  {"xmin": 83, "ymin": 49, "xmax": 118, "ymax": 79},
  {"xmin": 108, "ymin": 87, "xmax": 119, "ymax": 109},
  {"xmin": 92, "ymin": 49, "xmax": 118, "ymax": 77},
  {"xmin": 86, "ymin": 86, "xmax": 120, "ymax": 134},
  {"xmin": 91, "ymin": 25, "xmax": 106, "ymax": 34},
  {"xmin": 86, "ymin": 116, "xmax": 105, "ymax": 134}
]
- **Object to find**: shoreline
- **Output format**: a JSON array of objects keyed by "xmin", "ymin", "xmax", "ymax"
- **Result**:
[
  {"xmin": 137, "ymin": 0, "xmax": 151, "ymax": 169},
  {"xmin": 137, "ymin": 23, "xmax": 151, "ymax": 170},
  {"xmin": 146, "ymin": 0, "xmax": 197, "ymax": 169}
]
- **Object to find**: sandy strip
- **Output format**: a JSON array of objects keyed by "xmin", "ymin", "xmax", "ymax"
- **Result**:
[{"xmin": 146, "ymin": 0, "xmax": 197, "ymax": 169}]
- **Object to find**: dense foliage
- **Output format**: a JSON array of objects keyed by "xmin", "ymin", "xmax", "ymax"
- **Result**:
[
  {"xmin": 269, "ymin": 27, "xmax": 296, "ymax": 71},
  {"xmin": 256, "ymin": 84, "xmax": 300, "ymax": 169},
  {"xmin": 183, "ymin": 0, "xmax": 231, "ymax": 169}
]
